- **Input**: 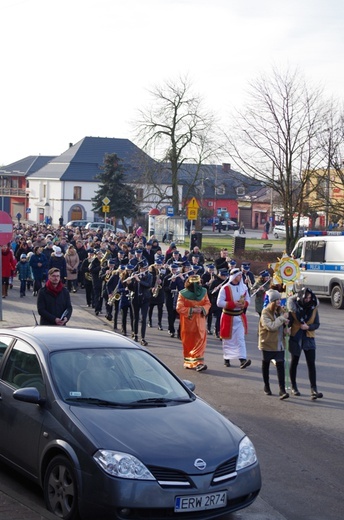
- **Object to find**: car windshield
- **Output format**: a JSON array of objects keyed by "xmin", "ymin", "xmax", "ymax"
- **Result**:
[{"xmin": 50, "ymin": 348, "xmax": 193, "ymax": 406}]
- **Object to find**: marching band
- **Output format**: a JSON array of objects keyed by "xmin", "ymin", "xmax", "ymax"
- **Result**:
[{"xmin": 80, "ymin": 244, "xmax": 264, "ymax": 344}]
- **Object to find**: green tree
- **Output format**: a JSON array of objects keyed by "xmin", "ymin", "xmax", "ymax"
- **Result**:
[{"xmin": 92, "ymin": 153, "xmax": 139, "ymax": 229}]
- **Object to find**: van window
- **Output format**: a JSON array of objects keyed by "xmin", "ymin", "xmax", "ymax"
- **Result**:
[
  {"xmin": 304, "ymin": 241, "xmax": 325, "ymax": 263},
  {"xmin": 292, "ymin": 241, "xmax": 303, "ymax": 260}
]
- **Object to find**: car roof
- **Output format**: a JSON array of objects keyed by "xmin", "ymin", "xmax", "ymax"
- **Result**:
[{"xmin": 1, "ymin": 327, "xmax": 141, "ymax": 353}]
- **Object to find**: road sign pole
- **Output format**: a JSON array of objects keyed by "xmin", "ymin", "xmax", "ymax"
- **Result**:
[{"xmin": 0, "ymin": 253, "xmax": 2, "ymax": 321}]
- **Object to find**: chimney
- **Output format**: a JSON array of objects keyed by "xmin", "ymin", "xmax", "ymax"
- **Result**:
[
  {"xmin": 69, "ymin": 143, "xmax": 73, "ymax": 148},
  {"xmin": 222, "ymin": 163, "xmax": 231, "ymax": 173}
]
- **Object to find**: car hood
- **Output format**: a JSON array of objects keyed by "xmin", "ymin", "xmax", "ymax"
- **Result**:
[{"xmin": 70, "ymin": 399, "xmax": 243, "ymax": 472}]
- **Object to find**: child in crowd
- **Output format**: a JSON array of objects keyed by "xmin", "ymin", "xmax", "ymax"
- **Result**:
[{"xmin": 17, "ymin": 253, "xmax": 31, "ymax": 297}]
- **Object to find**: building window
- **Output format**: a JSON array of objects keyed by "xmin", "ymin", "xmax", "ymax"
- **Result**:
[
  {"xmin": 136, "ymin": 188, "xmax": 144, "ymax": 202},
  {"xmin": 215, "ymin": 185, "xmax": 225, "ymax": 195},
  {"xmin": 74, "ymin": 186, "xmax": 82, "ymax": 200},
  {"xmin": 236, "ymin": 186, "xmax": 245, "ymax": 196}
]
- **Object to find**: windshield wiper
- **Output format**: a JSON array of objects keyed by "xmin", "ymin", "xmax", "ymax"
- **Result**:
[
  {"xmin": 66, "ymin": 397, "xmax": 126, "ymax": 407},
  {"xmin": 129, "ymin": 397, "xmax": 192, "ymax": 406}
]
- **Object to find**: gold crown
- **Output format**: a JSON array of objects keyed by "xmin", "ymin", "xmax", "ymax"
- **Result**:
[{"xmin": 188, "ymin": 275, "xmax": 201, "ymax": 283}]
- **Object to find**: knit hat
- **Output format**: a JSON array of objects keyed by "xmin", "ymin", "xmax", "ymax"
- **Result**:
[
  {"xmin": 53, "ymin": 246, "xmax": 63, "ymax": 257},
  {"xmin": 266, "ymin": 289, "xmax": 281, "ymax": 302}
]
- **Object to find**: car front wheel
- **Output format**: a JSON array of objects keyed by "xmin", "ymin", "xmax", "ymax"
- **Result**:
[
  {"xmin": 330, "ymin": 285, "xmax": 344, "ymax": 309},
  {"xmin": 44, "ymin": 455, "xmax": 80, "ymax": 520}
]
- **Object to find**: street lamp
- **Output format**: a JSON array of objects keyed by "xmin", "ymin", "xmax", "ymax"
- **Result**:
[{"xmin": 212, "ymin": 166, "xmax": 218, "ymax": 232}]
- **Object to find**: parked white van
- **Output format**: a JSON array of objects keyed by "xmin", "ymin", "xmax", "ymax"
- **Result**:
[{"xmin": 291, "ymin": 231, "xmax": 344, "ymax": 309}]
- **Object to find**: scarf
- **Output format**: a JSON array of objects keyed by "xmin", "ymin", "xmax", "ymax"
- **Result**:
[
  {"xmin": 180, "ymin": 283, "xmax": 206, "ymax": 301},
  {"xmin": 45, "ymin": 280, "xmax": 64, "ymax": 296}
]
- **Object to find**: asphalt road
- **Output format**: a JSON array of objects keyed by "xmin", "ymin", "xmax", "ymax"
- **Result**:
[{"xmin": 0, "ymin": 282, "xmax": 343, "ymax": 520}]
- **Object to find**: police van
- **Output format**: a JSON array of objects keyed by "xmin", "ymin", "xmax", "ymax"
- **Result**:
[{"xmin": 291, "ymin": 231, "xmax": 344, "ymax": 309}]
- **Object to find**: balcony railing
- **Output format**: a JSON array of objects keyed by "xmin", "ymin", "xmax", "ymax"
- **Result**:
[{"xmin": 0, "ymin": 188, "xmax": 26, "ymax": 196}]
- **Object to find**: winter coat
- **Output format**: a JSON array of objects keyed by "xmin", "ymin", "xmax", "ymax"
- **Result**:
[
  {"xmin": 37, "ymin": 285, "xmax": 72, "ymax": 325},
  {"xmin": 287, "ymin": 291, "xmax": 319, "ymax": 355},
  {"xmin": 29, "ymin": 252, "xmax": 47, "ymax": 281},
  {"xmin": 17, "ymin": 259, "xmax": 31, "ymax": 280},
  {"xmin": 48, "ymin": 254, "xmax": 67, "ymax": 280},
  {"xmin": 65, "ymin": 250, "xmax": 80, "ymax": 281},
  {"xmin": 258, "ymin": 304, "xmax": 289, "ymax": 351},
  {"xmin": 1, "ymin": 248, "xmax": 17, "ymax": 278}
]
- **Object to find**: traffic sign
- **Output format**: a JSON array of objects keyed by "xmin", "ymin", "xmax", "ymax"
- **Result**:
[
  {"xmin": 167, "ymin": 206, "xmax": 174, "ymax": 216},
  {"xmin": 187, "ymin": 208, "xmax": 198, "ymax": 221},
  {"xmin": 102, "ymin": 205, "xmax": 110, "ymax": 213},
  {"xmin": 187, "ymin": 197, "xmax": 200, "ymax": 209},
  {"xmin": 102, "ymin": 197, "xmax": 110, "ymax": 205},
  {"xmin": 0, "ymin": 211, "xmax": 13, "ymax": 245}
]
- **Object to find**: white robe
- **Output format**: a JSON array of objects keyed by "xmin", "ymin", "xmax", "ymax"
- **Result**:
[{"xmin": 217, "ymin": 281, "xmax": 250, "ymax": 361}]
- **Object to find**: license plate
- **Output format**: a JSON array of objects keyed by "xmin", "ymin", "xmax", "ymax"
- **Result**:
[{"xmin": 175, "ymin": 491, "xmax": 227, "ymax": 512}]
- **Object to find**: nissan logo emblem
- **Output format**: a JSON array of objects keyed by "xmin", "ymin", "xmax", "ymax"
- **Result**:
[{"xmin": 194, "ymin": 458, "xmax": 207, "ymax": 471}]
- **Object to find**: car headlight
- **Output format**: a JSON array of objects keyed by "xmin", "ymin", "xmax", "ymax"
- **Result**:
[
  {"xmin": 236, "ymin": 436, "xmax": 257, "ymax": 471},
  {"xmin": 94, "ymin": 450, "xmax": 155, "ymax": 480}
]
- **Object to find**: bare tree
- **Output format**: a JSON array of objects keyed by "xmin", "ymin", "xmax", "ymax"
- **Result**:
[
  {"xmin": 134, "ymin": 77, "xmax": 221, "ymax": 214},
  {"xmin": 224, "ymin": 67, "xmax": 328, "ymax": 252},
  {"xmin": 314, "ymin": 103, "xmax": 344, "ymax": 224}
]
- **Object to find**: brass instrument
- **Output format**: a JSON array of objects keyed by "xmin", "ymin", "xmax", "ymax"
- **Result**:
[{"xmin": 108, "ymin": 290, "xmax": 121, "ymax": 305}]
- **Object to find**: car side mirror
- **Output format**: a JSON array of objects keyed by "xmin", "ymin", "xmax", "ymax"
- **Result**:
[
  {"xmin": 182, "ymin": 380, "xmax": 196, "ymax": 392},
  {"xmin": 13, "ymin": 387, "xmax": 46, "ymax": 406}
]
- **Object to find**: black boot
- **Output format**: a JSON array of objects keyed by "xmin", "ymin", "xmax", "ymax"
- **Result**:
[
  {"xmin": 276, "ymin": 361, "xmax": 289, "ymax": 400},
  {"xmin": 262, "ymin": 361, "xmax": 271, "ymax": 395},
  {"xmin": 291, "ymin": 385, "xmax": 301, "ymax": 396},
  {"xmin": 224, "ymin": 359, "xmax": 230, "ymax": 367},
  {"xmin": 239, "ymin": 358, "xmax": 251, "ymax": 369},
  {"xmin": 311, "ymin": 387, "xmax": 323, "ymax": 400}
]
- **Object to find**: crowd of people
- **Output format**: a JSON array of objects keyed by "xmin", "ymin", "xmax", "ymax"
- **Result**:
[{"xmin": 2, "ymin": 223, "xmax": 323, "ymax": 399}]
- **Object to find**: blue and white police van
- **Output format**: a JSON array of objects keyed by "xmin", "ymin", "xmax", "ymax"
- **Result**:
[{"xmin": 291, "ymin": 231, "xmax": 344, "ymax": 309}]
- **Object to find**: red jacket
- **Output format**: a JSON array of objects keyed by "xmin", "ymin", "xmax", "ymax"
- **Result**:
[{"xmin": 2, "ymin": 248, "xmax": 17, "ymax": 278}]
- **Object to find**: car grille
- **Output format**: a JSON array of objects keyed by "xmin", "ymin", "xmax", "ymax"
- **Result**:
[
  {"xmin": 212, "ymin": 456, "xmax": 237, "ymax": 484},
  {"xmin": 147, "ymin": 466, "xmax": 192, "ymax": 487},
  {"xmin": 147, "ymin": 456, "xmax": 237, "ymax": 488}
]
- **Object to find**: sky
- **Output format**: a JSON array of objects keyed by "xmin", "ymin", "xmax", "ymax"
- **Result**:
[{"xmin": 1, "ymin": 0, "xmax": 344, "ymax": 166}]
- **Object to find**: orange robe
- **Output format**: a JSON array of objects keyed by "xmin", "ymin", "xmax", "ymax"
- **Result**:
[{"xmin": 176, "ymin": 290, "xmax": 211, "ymax": 369}]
